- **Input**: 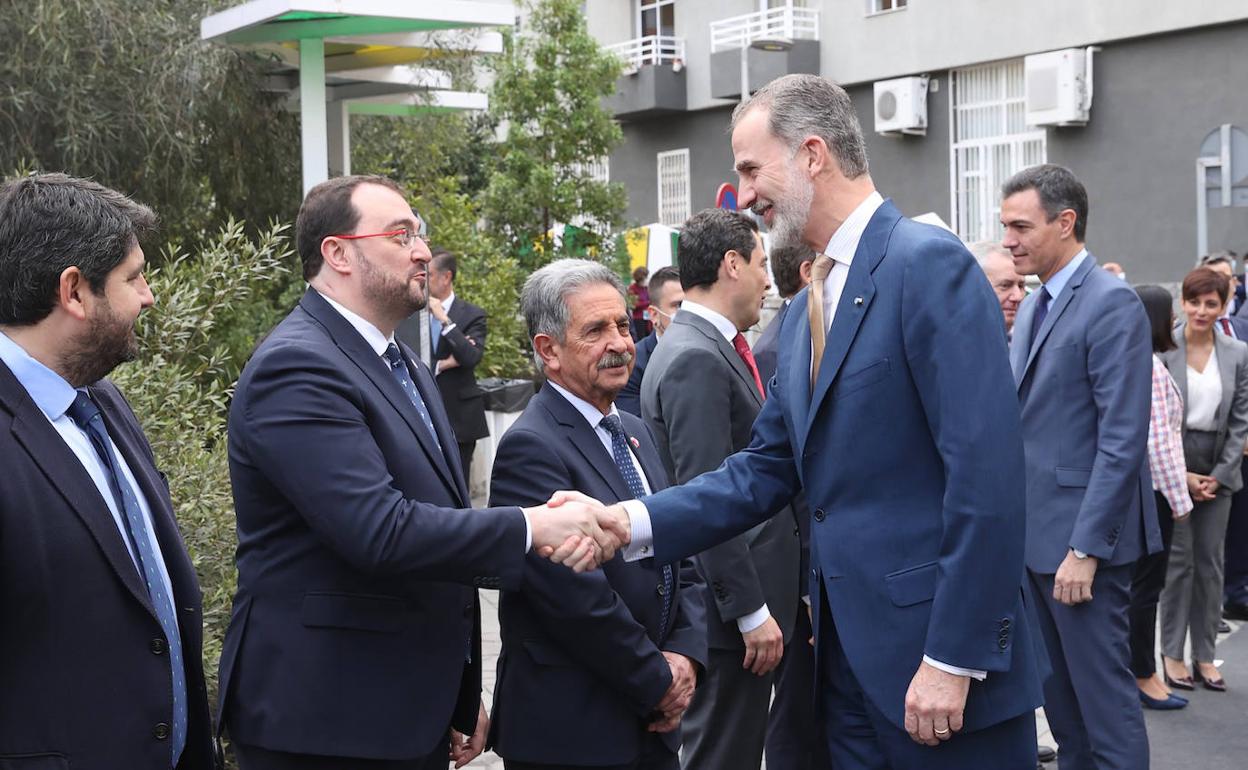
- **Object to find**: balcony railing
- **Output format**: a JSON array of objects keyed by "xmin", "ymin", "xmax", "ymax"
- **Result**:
[
  {"xmin": 710, "ymin": 4, "xmax": 819, "ymax": 53},
  {"xmin": 605, "ymin": 35, "xmax": 686, "ymax": 69}
]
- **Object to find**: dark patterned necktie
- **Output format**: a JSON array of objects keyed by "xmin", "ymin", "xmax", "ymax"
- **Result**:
[
  {"xmin": 384, "ymin": 343, "xmax": 440, "ymax": 450},
  {"xmin": 67, "ymin": 392, "xmax": 186, "ymax": 764},
  {"xmin": 601, "ymin": 414, "xmax": 674, "ymax": 633},
  {"xmin": 1028, "ymin": 287, "xmax": 1052, "ymax": 355}
]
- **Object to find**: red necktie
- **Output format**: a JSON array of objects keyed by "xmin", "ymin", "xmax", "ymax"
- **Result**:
[
  {"xmin": 1220, "ymin": 318, "xmax": 1234, "ymax": 338},
  {"xmin": 732, "ymin": 333, "xmax": 766, "ymax": 399}
]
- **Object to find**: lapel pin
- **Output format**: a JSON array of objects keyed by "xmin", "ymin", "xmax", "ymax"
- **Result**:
[
  {"xmin": 853, "ymin": 296, "xmax": 864, "ymax": 306},
  {"xmin": 630, "ymin": 436, "xmax": 640, "ymax": 449}
]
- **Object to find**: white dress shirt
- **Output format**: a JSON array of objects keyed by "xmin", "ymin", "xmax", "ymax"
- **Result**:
[
  {"xmin": 316, "ymin": 290, "xmax": 533, "ymax": 551},
  {"xmin": 547, "ymin": 380, "xmax": 651, "ymax": 496},
  {"xmin": 1186, "ymin": 344, "xmax": 1222, "ymax": 432},
  {"xmin": 622, "ymin": 194, "xmax": 986, "ymax": 677}
]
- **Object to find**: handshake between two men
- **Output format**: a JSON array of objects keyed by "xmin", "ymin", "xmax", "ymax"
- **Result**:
[{"xmin": 524, "ymin": 490, "xmax": 634, "ymax": 571}]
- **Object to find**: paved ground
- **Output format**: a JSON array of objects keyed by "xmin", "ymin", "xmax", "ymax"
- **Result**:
[{"xmin": 474, "ymin": 592, "xmax": 1245, "ymax": 769}]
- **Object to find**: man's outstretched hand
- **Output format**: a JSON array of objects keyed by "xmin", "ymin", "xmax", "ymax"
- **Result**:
[{"xmin": 523, "ymin": 491, "xmax": 631, "ymax": 572}]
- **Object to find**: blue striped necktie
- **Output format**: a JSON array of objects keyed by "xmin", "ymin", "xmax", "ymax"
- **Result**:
[
  {"xmin": 384, "ymin": 343, "xmax": 441, "ymax": 450},
  {"xmin": 67, "ymin": 392, "xmax": 186, "ymax": 764},
  {"xmin": 600, "ymin": 414, "xmax": 674, "ymax": 634}
]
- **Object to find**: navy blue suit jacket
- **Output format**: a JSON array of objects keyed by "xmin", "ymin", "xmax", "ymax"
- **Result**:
[
  {"xmin": 616, "ymin": 331, "xmax": 658, "ymax": 418},
  {"xmin": 636, "ymin": 201, "xmax": 1045, "ymax": 733},
  {"xmin": 219, "ymin": 289, "xmax": 529, "ymax": 760},
  {"xmin": 1010, "ymin": 255, "xmax": 1162, "ymax": 572},
  {"xmin": 0, "ymin": 369, "xmax": 215, "ymax": 769},
  {"xmin": 487, "ymin": 384, "xmax": 706, "ymax": 765}
]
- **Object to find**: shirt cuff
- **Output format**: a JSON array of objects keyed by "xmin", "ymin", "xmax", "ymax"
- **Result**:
[
  {"xmin": 441, "ymin": 322, "xmax": 456, "ymax": 335},
  {"xmin": 736, "ymin": 604, "xmax": 771, "ymax": 633},
  {"xmin": 801, "ymin": 595, "xmax": 811, "ymax": 606},
  {"xmin": 923, "ymin": 655, "xmax": 986, "ymax": 681},
  {"xmin": 620, "ymin": 499, "xmax": 654, "ymax": 562},
  {"xmin": 522, "ymin": 510, "xmax": 532, "ymax": 553}
]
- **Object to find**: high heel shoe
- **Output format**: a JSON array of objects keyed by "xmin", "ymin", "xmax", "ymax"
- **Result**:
[
  {"xmin": 1138, "ymin": 690, "xmax": 1189, "ymax": 710},
  {"xmin": 1164, "ymin": 669, "xmax": 1195, "ymax": 691},
  {"xmin": 1193, "ymin": 664, "xmax": 1227, "ymax": 692}
]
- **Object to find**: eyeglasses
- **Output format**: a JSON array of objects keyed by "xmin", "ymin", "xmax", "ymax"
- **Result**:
[{"xmin": 328, "ymin": 215, "xmax": 429, "ymax": 248}]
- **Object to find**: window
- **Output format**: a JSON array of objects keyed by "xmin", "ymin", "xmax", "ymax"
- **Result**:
[
  {"xmin": 638, "ymin": 0, "xmax": 675, "ymax": 38},
  {"xmin": 867, "ymin": 0, "xmax": 907, "ymax": 14},
  {"xmin": 657, "ymin": 149, "xmax": 690, "ymax": 227},
  {"xmin": 949, "ymin": 59, "xmax": 1047, "ymax": 242}
]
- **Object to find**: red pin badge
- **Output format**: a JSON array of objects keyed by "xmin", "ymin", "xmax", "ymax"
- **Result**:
[{"xmin": 630, "ymin": 436, "xmax": 640, "ymax": 449}]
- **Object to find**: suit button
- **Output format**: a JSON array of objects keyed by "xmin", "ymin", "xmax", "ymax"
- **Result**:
[
  {"xmin": 793, "ymin": 526, "xmax": 800, "ymax": 536},
  {"xmin": 1001, "ymin": 618, "xmax": 1012, "ymax": 629},
  {"xmin": 998, "ymin": 629, "xmax": 1010, "ymax": 640},
  {"xmin": 150, "ymin": 638, "xmax": 166, "ymax": 655},
  {"xmin": 154, "ymin": 722, "xmax": 171, "ymax": 740},
  {"xmin": 997, "ymin": 638, "xmax": 1009, "ymax": 650},
  {"xmin": 813, "ymin": 509, "xmax": 825, "ymax": 522},
  {"xmin": 656, "ymin": 584, "xmax": 667, "ymax": 597}
]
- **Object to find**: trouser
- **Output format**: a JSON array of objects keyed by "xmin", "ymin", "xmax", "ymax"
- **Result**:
[
  {"xmin": 506, "ymin": 734, "xmax": 679, "ymax": 770},
  {"xmin": 458, "ymin": 440, "xmax": 476, "ymax": 485},
  {"xmin": 1128, "ymin": 491, "xmax": 1177, "ymax": 677},
  {"xmin": 1222, "ymin": 455, "xmax": 1248, "ymax": 605},
  {"xmin": 1028, "ymin": 566, "xmax": 1148, "ymax": 770},
  {"xmin": 679, "ymin": 647, "xmax": 775, "ymax": 770},
  {"xmin": 765, "ymin": 604, "xmax": 833, "ymax": 770},
  {"xmin": 234, "ymin": 741, "xmax": 446, "ymax": 770},
  {"xmin": 1161, "ymin": 429, "xmax": 1233, "ymax": 663}
]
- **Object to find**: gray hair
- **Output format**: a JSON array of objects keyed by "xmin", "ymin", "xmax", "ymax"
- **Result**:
[
  {"xmin": 521, "ymin": 258, "xmax": 625, "ymax": 371},
  {"xmin": 968, "ymin": 240, "xmax": 1012, "ymax": 271},
  {"xmin": 731, "ymin": 74, "xmax": 869, "ymax": 179}
]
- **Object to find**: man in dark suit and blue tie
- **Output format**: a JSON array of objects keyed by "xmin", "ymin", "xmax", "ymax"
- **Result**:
[
  {"xmin": 617, "ymin": 266, "xmax": 682, "ymax": 418},
  {"xmin": 555, "ymin": 74, "xmax": 1046, "ymax": 769},
  {"xmin": 487, "ymin": 258, "xmax": 706, "ymax": 770},
  {"xmin": 219, "ymin": 175, "xmax": 627, "ymax": 769},
  {"xmin": 1005, "ymin": 164, "xmax": 1162, "ymax": 770},
  {"xmin": 0, "ymin": 173, "xmax": 216, "ymax": 769}
]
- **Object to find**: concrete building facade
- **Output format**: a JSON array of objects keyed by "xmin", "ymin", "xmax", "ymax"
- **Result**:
[{"xmin": 589, "ymin": 0, "xmax": 1248, "ymax": 283}]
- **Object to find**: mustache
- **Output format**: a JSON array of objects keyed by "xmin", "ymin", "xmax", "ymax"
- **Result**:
[
  {"xmin": 751, "ymin": 200, "xmax": 771, "ymax": 216},
  {"xmin": 597, "ymin": 351, "xmax": 633, "ymax": 370}
]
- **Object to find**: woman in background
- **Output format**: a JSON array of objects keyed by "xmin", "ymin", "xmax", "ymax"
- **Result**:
[
  {"xmin": 1159, "ymin": 268, "xmax": 1248, "ymax": 692},
  {"xmin": 1130, "ymin": 285, "xmax": 1191, "ymax": 710},
  {"xmin": 627, "ymin": 265, "xmax": 652, "ymax": 340}
]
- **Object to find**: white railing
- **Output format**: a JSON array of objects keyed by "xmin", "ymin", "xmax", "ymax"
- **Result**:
[
  {"xmin": 605, "ymin": 35, "xmax": 685, "ymax": 69},
  {"xmin": 710, "ymin": 4, "xmax": 819, "ymax": 53}
]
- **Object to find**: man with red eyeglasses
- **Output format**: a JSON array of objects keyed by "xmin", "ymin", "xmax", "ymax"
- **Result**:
[{"xmin": 218, "ymin": 175, "xmax": 626, "ymax": 769}]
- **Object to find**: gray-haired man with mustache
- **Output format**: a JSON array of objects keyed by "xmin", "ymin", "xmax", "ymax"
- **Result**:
[{"xmin": 641, "ymin": 209, "xmax": 802, "ymax": 770}]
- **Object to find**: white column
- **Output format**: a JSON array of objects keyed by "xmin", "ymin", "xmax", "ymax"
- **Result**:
[
  {"xmin": 299, "ymin": 37, "xmax": 329, "ymax": 195},
  {"xmin": 327, "ymin": 100, "xmax": 351, "ymax": 177}
]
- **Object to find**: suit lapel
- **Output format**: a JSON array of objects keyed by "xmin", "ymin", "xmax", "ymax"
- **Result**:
[
  {"xmin": 1010, "ymin": 296, "xmax": 1035, "ymax": 386},
  {"xmin": 1215, "ymin": 332, "xmax": 1236, "ymax": 427},
  {"xmin": 410, "ymin": 355, "xmax": 468, "ymax": 503},
  {"xmin": 678, "ymin": 313, "xmax": 763, "ymax": 409},
  {"xmin": 0, "ymin": 369, "xmax": 154, "ymax": 615},
  {"xmin": 804, "ymin": 203, "xmax": 898, "ymax": 436},
  {"xmin": 1020, "ymin": 256, "xmax": 1097, "ymax": 382},
  {"xmin": 300, "ymin": 291, "xmax": 460, "ymax": 501},
  {"xmin": 787, "ymin": 288, "xmax": 814, "ymax": 447},
  {"xmin": 539, "ymin": 386, "xmax": 633, "ymax": 502}
]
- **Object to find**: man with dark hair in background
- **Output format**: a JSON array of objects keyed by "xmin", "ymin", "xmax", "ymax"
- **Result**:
[
  {"xmin": 397, "ymin": 249, "xmax": 489, "ymax": 476},
  {"xmin": 0, "ymin": 173, "xmax": 216, "ymax": 769},
  {"xmin": 642, "ymin": 207, "xmax": 801, "ymax": 770},
  {"xmin": 618, "ymin": 266, "xmax": 683, "ymax": 418}
]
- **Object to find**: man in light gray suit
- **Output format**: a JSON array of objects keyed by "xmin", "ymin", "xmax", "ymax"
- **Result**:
[
  {"xmin": 641, "ymin": 208, "xmax": 802, "ymax": 770},
  {"xmin": 1006, "ymin": 164, "xmax": 1162, "ymax": 770}
]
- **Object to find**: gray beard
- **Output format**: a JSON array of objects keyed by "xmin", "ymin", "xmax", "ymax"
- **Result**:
[{"xmin": 769, "ymin": 170, "xmax": 815, "ymax": 252}]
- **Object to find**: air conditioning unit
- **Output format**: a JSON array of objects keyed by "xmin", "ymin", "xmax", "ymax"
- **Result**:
[
  {"xmin": 1025, "ymin": 48, "xmax": 1095, "ymax": 127},
  {"xmin": 873, "ymin": 76, "xmax": 929, "ymax": 136}
]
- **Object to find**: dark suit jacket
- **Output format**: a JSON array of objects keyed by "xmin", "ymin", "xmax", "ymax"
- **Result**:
[
  {"xmin": 219, "ymin": 289, "xmax": 528, "ymax": 760},
  {"xmin": 642, "ymin": 310, "xmax": 801, "ymax": 650},
  {"xmin": 0, "ymin": 368, "xmax": 215, "ymax": 769},
  {"xmin": 638, "ymin": 201, "xmax": 1045, "ymax": 733},
  {"xmin": 487, "ymin": 384, "xmax": 707, "ymax": 765},
  {"xmin": 396, "ymin": 297, "xmax": 489, "ymax": 443},
  {"xmin": 753, "ymin": 300, "xmax": 812, "ymax": 594},
  {"xmin": 1011, "ymin": 254, "xmax": 1163, "ymax": 571},
  {"xmin": 1161, "ymin": 324, "xmax": 1248, "ymax": 492},
  {"xmin": 616, "ymin": 331, "xmax": 658, "ymax": 418}
]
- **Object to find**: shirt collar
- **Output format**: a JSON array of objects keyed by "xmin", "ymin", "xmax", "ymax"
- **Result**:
[
  {"xmin": 1041, "ymin": 248, "xmax": 1089, "ymax": 301},
  {"xmin": 0, "ymin": 329, "xmax": 78, "ymax": 421},
  {"xmin": 678, "ymin": 300, "xmax": 738, "ymax": 342},
  {"xmin": 442, "ymin": 293, "xmax": 455, "ymax": 314},
  {"xmin": 547, "ymin": 378, "xmax": 622, "ymax": 429},
  {"xmin": 316, "ymin": 290, "xmax": 394, "ymax": 356},
  {"xmin": 821, "ymin": 191, "xmax": 885, "ymax": 266}
]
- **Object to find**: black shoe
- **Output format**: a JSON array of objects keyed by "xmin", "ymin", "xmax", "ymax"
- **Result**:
[
  {"xmin": 1224, "ymin": 602, "xmax": 1248, "ymax": 621},
  {"xmin": 1219, "ymin": 619, "xmax": 1233, "ymax": 634},
  {"xmin": 1038, "ymin": 745, "xmax": 1057, "ymax": 763}
]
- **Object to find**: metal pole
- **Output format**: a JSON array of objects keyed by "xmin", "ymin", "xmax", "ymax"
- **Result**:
[
  {"xmin": 299, "ymin": 37, "xmax": 329, "ymax": 195},
  {"xmin": 740, "ymin": 41, "xmax": 749, "ymax": 104}
]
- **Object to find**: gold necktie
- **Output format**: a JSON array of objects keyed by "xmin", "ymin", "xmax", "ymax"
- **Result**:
[{"xmin": 807, "ymin": 253, "xmax": 836, "ymax": 390}]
